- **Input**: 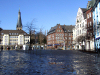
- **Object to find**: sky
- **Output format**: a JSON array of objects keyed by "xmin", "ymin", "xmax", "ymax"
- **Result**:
[{"xmin": 0, "ymin": 0, "xmax": 89, "ymax": 34}]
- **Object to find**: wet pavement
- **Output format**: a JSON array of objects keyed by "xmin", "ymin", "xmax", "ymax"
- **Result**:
[{"xmin": 0, "ymin": 50, "xmax": 100, "ymax": 75}]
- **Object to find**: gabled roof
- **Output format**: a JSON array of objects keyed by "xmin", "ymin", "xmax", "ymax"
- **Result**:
[
  {"xmin": 81, "ymin": 8, "xmax": 87, "ymax": 19},
  {"xmin": 61, "ymin": 25, "xmax": 75, "ymax": 32},
  {"xmin": 47, "ymin": 24, "xmax": 75, "ymax": 35},
  {"xmin": 47, "ymin": 24, "xmax": 58, "ymax": 35},
  {"xmin": 0, "ymin": 30, "xmax": 29, "ymax": 36}
]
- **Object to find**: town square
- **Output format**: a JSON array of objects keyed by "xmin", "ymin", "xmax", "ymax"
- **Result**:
[{"xmin": 0, "ymin": 0, "xmax": 100, "ymax": 75}]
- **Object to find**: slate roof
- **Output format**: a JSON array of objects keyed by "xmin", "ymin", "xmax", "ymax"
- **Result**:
[
  {"xmin": 81, "ymin": 8, "xmax": 87, "ymax": 19},
  {"xmin": 87, "ymin": 0, "xmax": 96, "ymax": 10},
  {"xmin": 61, "ymin": 25, "xmax": 75, "ymax": 32},
  {"xmin": 0, "ymin": 30, "xmax": 29, "ymax": 36},
  {"xmin": 16, "ymin": 9, "xmax": 22, "ymax": 28},
  {"xmin": 47, "ymin": 24, "xmax": 75, "ymax": 35},
  {"xmin": 92, "ymin": 0, "xmax": 99, "ymax": 11}
]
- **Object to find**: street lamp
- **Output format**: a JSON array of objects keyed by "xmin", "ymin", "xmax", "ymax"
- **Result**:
[{"xmin": 63, "ymin": 39, "xmax": 65, "ymax": 50}]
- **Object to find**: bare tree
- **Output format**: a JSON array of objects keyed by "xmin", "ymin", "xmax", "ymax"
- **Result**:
[
  {"xmin": 0, "ymin": 21, "xmax": 2, "ymax": 44},
  {"xmin": 39, "ymin": 28, "xmax": 43, "ymax": 45},
  {"xmin": 24, "ymin": 19, "xmax": 36, "ymax": 47}
]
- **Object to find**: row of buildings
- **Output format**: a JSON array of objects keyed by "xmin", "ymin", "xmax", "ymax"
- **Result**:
[
  {"xmin": 73, "ymin": 0, "xmax": 100, "ymax": 51},
  {"xmin": 47, "ymin": 0, "xmax": 100, "ymax": 51},
  {"xmin": 1, "ymin": 0, "xmax": 100, "ymax": 51}
]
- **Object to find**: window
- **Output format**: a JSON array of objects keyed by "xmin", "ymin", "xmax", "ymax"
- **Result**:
[
  {"xmin": 56, "ymin": 34, "xmax": 57, "ymax": 36},
  {"xmin": 24, "ymin": 33, "xmax": 26, "ymax": 35},
  {"xmin": 69, "ymin": 33, "xmax": 71, "ymax": 36},
  {"xmin": 80, "ymin": 24, "xmax": 81, "ymax": 27},
  {"xmin": 1, "ymin": 33, "xmax": 3, "ymax": 35},
  {"xmin": 90, "ymin": 21, "xmax": 91, "ymax": 26},
  {"xmin": 56, "ymin": 37, "xmax": 57, "ymax": 39},
  {"xmin": 69, "ymin": 37, "xmax": 71, "ymax": 40},
  {"xmin": 9, "ymin": 33, "xmax": 11, "ymax": 35},
  {"xmin": 82, "ymin": 22, "xmax": 84, "ymax": 27},
  {"xmin": 59, "ymin": 26, "xmax": 60, "ymax": 28},
  {"xmin": 65, "ymin": 33, "xmax": 67, "ymax": 36},
  {"xmin": 88, "ymin": 22, "xmax": 89, "ymax": 27},
  {"xmin": 90, "ymin": 12, "xmax": 91, "ymax": 17},
  {"xmin": 80, "ymin": 30, "xmax": 81, "ymax": 34},
  {"xmin": 62, "ymin": 34, "xmax": 64, "ymax": 36},
  {"xmin": 58, "ymin": 37, "xmax": 59, "ymax": 39},
  {"xmin": 65, "ymin": 37, "xmax": 67, "ymax": 39},
  {"xmin": 87, "ymin": 14, "xmax": 89, "ymax": 19},
  {"xmin": 69, "ymin": 41, "xmax": 71, "ymax": 44}
]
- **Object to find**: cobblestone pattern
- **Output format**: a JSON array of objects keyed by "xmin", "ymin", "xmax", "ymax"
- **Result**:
[{"xmin": 0, "ymin": 50, "xmax": 100, "ymax": 75}]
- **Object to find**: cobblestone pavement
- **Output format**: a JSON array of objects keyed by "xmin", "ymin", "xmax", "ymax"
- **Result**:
[{"xmin": 0, "ymin": 50, "xmax": 100, "ymax": 75}]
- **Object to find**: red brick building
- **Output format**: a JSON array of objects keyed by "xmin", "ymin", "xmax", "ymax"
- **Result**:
[
  {"xmin": 86, "ymin": 7, "xmax": 93, "ymax": 38},
  {"xmin": 86, "ymin": 7, "xmax": 94, "ymax": 50},
  {"xmin": 47, "ymin": 24, "xmax": 75, "ymax": 50}
]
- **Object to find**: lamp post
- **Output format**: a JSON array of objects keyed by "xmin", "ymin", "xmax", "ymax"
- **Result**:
[{"xmin": 63, "ymin": 39, "xmax": 65, "ymax": 50}]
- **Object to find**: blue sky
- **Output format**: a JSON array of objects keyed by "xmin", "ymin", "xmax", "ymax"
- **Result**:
[{"xmin": 0, "ymin": 0, "xmax": 89, "ymax": 34}]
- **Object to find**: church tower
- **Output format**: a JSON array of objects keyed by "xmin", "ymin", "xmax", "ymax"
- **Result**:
[{"xmin": 16, "ymin": 8, "xmax": 22, "ymax": 30}]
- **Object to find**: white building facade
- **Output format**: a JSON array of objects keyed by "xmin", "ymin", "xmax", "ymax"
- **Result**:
[
  {"xmin": 0, "ymin": 30, "xmax": 30, "ymax": 50},
  {"xmin": 73, "ymin": 8, "xmax": 87, "ymax": 50}
]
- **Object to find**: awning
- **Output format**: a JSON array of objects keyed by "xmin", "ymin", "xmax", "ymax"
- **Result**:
[
  {"xmin": 47, "ymin": 44, "xmax": 52, "ymax": 46},
  {"xmin": 95, "ymin": 37, "xmax": 100, "ymax": 40},
  {"xmin": 54, "ymin": 44, "xmax": 60, "ymax": 45}
]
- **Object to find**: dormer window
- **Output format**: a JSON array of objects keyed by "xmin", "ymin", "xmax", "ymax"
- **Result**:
[
  {"xmin": 24, "ymin": 33, "xmax": 26, "ymax": 35},
  {"xmin": 9, "ymin": 33, "xmax": 11, "ymax": 35},
  {"xmin": 1, "ymin": 33, "xmax": 3, "ymax": 35}
]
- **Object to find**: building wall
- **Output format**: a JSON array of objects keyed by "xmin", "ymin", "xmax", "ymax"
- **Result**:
[
  {"xmin": 93, "ymin": 2, "xmax": 100, "ymax": 50},
  {"xmin": 47, "ymin": 24, "xmax": 73, "ymax": 50},
  {"xmin": 86, "ymin": 7, "xmax": 94, "ymax": 51},
  {"xmin": 47, "ymin": 24, "xmax": 65, "ymax": 49},
  {"xmin": 3, "ymin": 34, "xmax": 9, "ymax": 45},
  {"xmin": 73, "ymin": 8, "xmax": 87, "ymax": 50},
  {"xmin": 0, "ymin": 34, "xmax": 30, "ymax": 48}
]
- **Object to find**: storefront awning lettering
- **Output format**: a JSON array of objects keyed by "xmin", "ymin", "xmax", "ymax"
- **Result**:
[{"xmin": 47, "ymin": 44, "xmax": 52, "ymax": 46}]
